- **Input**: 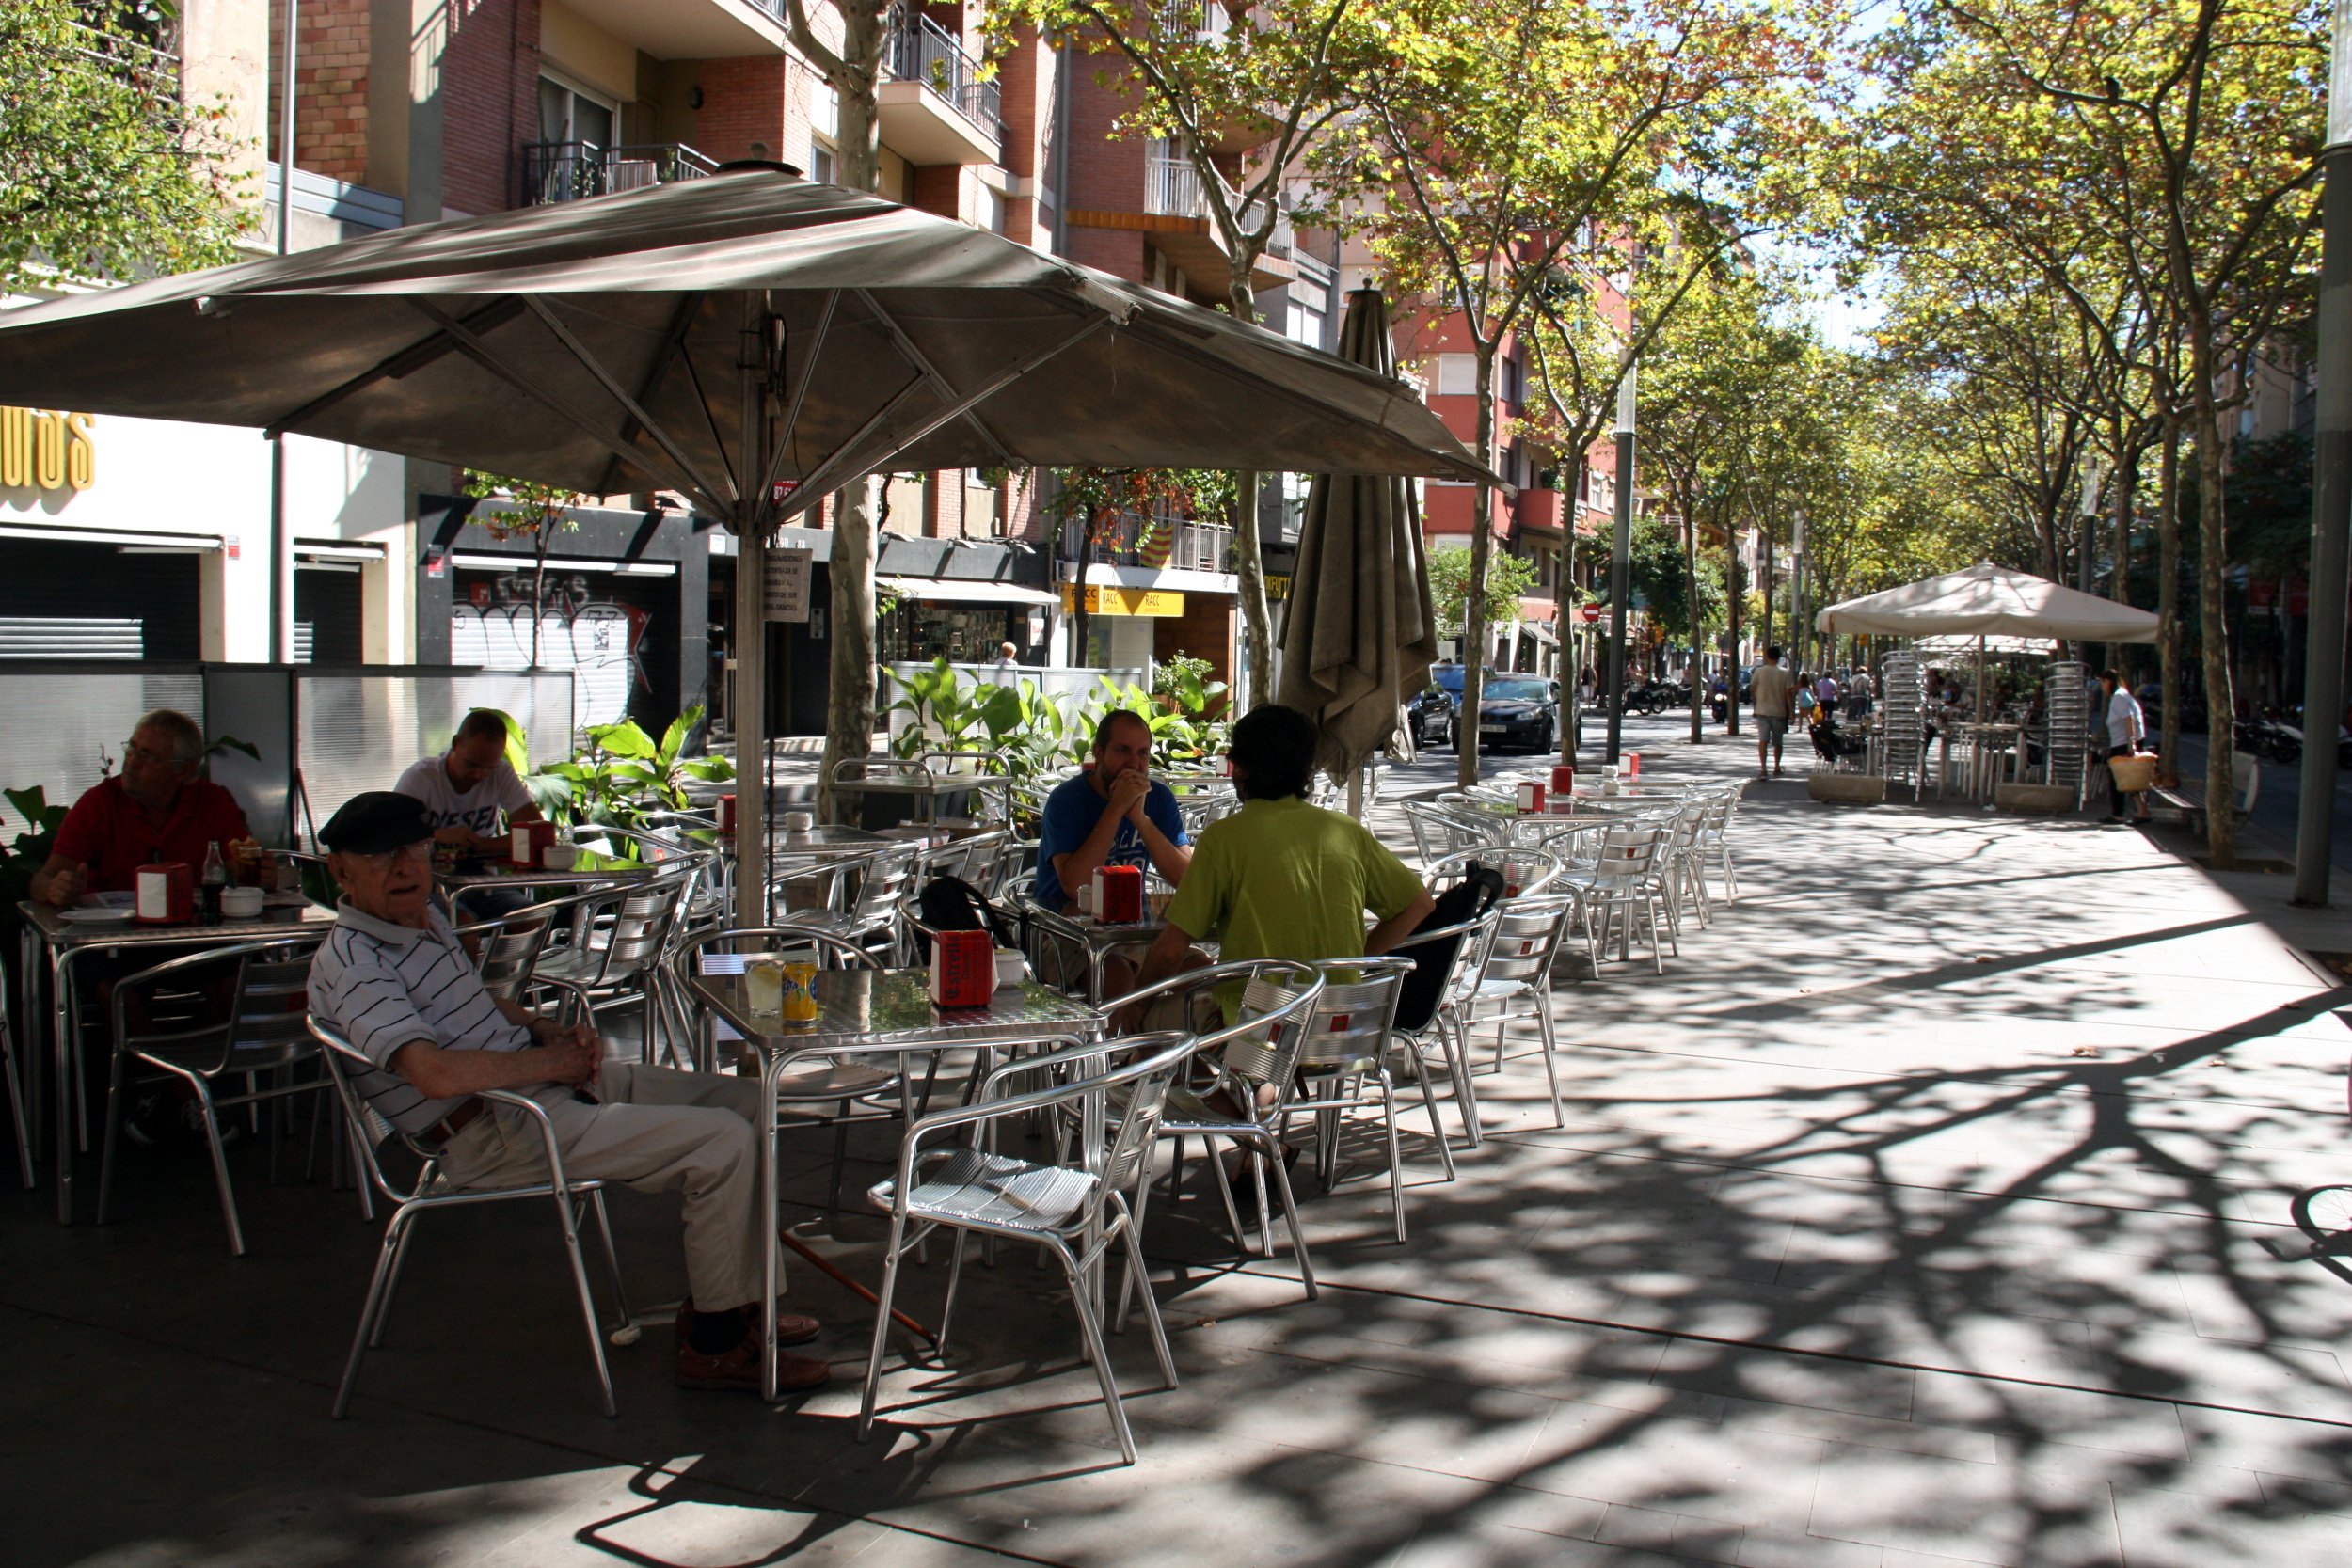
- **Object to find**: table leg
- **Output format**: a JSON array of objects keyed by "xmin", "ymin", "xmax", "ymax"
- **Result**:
[
  {"xmin": 761, "ymin": 1053, "xmax": 781, "ymax": 1402},
  {"xmin": 52, "ymin": 946, "xmax": 78, "ymax": 1224},
  {"xmin": 19, "ymin": 927, "xmax": 42, "ymax": 1166}
]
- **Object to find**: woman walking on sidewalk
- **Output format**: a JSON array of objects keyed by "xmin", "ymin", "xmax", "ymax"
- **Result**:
[{"xmin": 2101, "ymin": 669, "xmax": 2151, "ymax": 825}]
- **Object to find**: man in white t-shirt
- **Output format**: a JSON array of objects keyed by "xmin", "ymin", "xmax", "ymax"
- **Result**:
[{"xmin": 393, "ymin": 708, "xmax": 545, "ymax": 853}]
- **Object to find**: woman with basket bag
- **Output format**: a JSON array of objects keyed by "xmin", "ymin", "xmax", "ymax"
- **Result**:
[{"xmin": 2101, "ymin": 670, "xmax": 2153, "ymax": 825}]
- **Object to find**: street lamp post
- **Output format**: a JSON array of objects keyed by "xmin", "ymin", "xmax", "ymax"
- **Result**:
[
  {"xmin": 1602, "ymin": 367, "xmax": 1636, "ymax": 764},
  {"xmin": 267, "ymin": 0, "xmax": 298, "ymax": 665},
  {"xmin": 1790, "ymin": 513, "xmax": 1807, "ymax": 680}
]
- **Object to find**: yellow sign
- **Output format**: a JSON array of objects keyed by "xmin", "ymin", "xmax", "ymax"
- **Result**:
[
  {"xmin": 1264, "ymin": 574, "xmax": 1291, "ymax": 601},
  {"xmin": 1, "ymin": 407, "xmax": 96, "ymax": 493},
  {"xmin": 1062, "ymin": 583, "xmax": 1184, "ymax": 617}
]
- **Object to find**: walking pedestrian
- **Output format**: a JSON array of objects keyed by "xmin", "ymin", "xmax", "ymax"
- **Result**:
[
  {"xmin": 2099, "ymin": 669, "xmax": 2150, "ymax": 826},
  {"xmin": 1750, "ymin": 645, "xmax": 1795, "ymax": 779}
]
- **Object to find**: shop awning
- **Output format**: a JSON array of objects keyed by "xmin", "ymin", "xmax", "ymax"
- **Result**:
[{"xmin": 877, "ymin": 576, "xmax": 1057, "ymax": 607}]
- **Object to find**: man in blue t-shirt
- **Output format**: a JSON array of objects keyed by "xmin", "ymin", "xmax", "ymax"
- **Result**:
[{"xmin": 1034, "ymin": 709, "xmax": 1191, "ymax": 912}]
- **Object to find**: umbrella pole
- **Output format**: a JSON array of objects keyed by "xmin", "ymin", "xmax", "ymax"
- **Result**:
[{"xmin": 735, "ymin": 293, "xmax": 771, "ymax": 927}]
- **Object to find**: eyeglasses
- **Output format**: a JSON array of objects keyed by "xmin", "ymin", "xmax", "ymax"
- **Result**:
[{"xmin": 121, "ymin": 739, "xmax": 189, "ymax": 768}]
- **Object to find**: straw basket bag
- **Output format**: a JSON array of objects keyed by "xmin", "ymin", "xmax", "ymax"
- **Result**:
[{"xmin": 2108, "ymin": 752, "xmax": 2158, "ymax": 793}]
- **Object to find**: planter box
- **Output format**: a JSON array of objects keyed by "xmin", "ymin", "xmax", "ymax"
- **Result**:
[
  {"xmin": 1995, "ymin": 782, "xmax": 2076, "ymax": 816},
  {"xmin": 1809, "ymin": 772, "xmax": 1886, "ymax": 804}
]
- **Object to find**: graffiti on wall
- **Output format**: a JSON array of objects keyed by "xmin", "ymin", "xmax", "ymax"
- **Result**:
[{"xmin": 451, "ymin": 572, "xmax": 650, "ymax": 731}]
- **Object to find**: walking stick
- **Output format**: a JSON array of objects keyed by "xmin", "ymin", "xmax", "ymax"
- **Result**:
[{"xmin": 778, "ymin": 1227, "xmax": 936, "ymax": 1348}]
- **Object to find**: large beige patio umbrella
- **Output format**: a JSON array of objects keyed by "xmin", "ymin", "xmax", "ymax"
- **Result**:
[
  {"xmin": 1818, "ymin": 561, "xmax": 2157, "ymax": 739},
  {"xmin": 0, "ymin": 167, "xmax": 1491, "ymax": 919},
  {"xmin": 1275, "ymin": 288, "xmax": 1440, "ymax": 814},
  {"xmin": 1815, "ymin": 562, "xmax": 2158, "ymax": 642}
]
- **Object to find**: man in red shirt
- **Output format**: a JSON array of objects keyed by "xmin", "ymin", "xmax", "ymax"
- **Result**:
[{"xmin": 31, "ymin": 709, "xmax": 251, "ymax": 905}]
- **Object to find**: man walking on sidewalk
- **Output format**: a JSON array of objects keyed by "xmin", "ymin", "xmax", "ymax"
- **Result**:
[{"xmin": 1750, "ymin": 645, "xmax": 1795, "ymax": 779}]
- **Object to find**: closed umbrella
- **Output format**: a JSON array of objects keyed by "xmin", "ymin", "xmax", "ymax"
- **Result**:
[
  {"xmin": 0, "ymin": 169, "xmax": 1490, "ymax": 911},
  {"xmin": 1275, "ymin": 288, "xmax": 1440, "ymax": 815}
]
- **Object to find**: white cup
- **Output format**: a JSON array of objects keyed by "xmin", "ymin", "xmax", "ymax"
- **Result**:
[
  {"xmin": 541, "ymin": 842, "xmax": 580, "ymax": 871},
  {"xmin": 218, "ymin": 886, "xmax": 265, "ymax": 919},
  {"xmin": 744, "ymin": 959, "xmax": 785, "ymax": 1014},
  {"xmin": 783, "ymin": 810, "xmax": 815, "ymax": 835}
]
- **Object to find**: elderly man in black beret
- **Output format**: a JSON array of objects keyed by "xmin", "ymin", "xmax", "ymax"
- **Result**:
[{"xmin": 306, "ymin": 791, "xmax": 827, "ymax": 1394}]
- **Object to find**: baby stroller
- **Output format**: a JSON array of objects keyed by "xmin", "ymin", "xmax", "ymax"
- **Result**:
[{"xmin": 1809, "ymin": 713, "xmax": 1867, "ymax": 767}]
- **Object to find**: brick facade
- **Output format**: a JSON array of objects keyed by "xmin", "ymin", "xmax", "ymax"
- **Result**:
[
  {"xmin": 692, "ymin": 55, "xmax": 788, "ymax": 167},
  {"xmin": 439, "ymin": 0, "xmax": 540, "ymax": 215},
  {"xmin": 267, "ymin": 0, "xmax": 371, "ymax": 182}
]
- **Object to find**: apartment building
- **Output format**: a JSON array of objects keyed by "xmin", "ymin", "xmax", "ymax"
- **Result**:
[{"xmin": 0, "ymin": 2, "xmax": 409, "ymax": 671}]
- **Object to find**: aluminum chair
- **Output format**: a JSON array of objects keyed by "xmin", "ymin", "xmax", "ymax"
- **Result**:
[
  {"xmin": 531, "ymin": 872, "xmax": 696, "ymax": 1066},
  {"xmin": 1557, "ymin": 821, "xmax": 1674, "ymax": 973},
  {"xmin": 96, "ymin": 934, "xmax": 329, "ymax": 1256},
  {"xmin": 858, "ymin": 1030, "xmax": 1197, "ymax": 1465},
  {"xmin": 1695, "ymin": 785, "xmax": 1743, "ymax": 907},
  {"xmin": 1385, "ymin": 908, "xmax": 1502, "ymax": 1151},
  {"xmin": 1456, "ymin": 895, "xmax": 1576, "ymax": 1128},
  {"xmin": 307, "ymin": 1015, "xmax": 636, "ymax": 1418},
  {"xmin": 1097, "ymin": 959, "xmax": 1327, "ymax": 1280},
  {"xmin": 1277, "ymin": 957, "xmax": 1428, "ymax": 1243},
  {"xmin": 777, "ymin": 843, "xmax": 921, "ymax": 962}
]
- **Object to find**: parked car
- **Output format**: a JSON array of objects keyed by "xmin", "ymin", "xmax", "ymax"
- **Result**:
[
  {"xmin": 1409, "ymin": 664, "xmax": 1486, "ymax": 747},
  {"xmin": 1454, "ymin": 674, "xmax": 1562, "ymax": 752}
]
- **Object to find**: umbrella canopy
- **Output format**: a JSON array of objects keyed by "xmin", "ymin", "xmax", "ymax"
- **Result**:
[
  {"xmin": 1816, "ymin": 561, "xmax": 2158, "ymax": 643},
  {"xmin": 0, "ymin": 169, "xmax": 1491, "ymax": 515},
  {"xmin": 1914, "ymin": 633, "xmax": 2058, "ymax": 656},
  {"xmin": 1274, "ymin": 288, "xmax": 1439, "ymax": 805}
]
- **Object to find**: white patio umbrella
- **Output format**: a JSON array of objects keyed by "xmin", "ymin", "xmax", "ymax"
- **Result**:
[
  {"xmin": 0, "ymin": 167, "xmax": 1491, "ymax": 920},
  {"xmin": 1818, "ymin": 561, "xmax": 2156, "ymax": 745}
]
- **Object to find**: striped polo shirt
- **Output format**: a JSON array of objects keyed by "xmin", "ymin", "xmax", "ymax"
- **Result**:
[{"xmin": 310, "ymin": 900, "xmax": 533, "ymax": 1136}]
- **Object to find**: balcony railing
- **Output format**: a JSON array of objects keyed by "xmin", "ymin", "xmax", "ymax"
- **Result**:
[
  {"xmin": 886, "ymin": 8, "xmax": 1004, "ymax": 144},
  {"xmin": 521, "ymin": 141, "xmax": 718, "ymax": 206},
  {"xmin": 1146, "ymin": 153, "xmax": 1201, "ymax": 217},
  {"xmin": 1074, "ymin": 510, "xmax": 1234, "ymax": 574}
]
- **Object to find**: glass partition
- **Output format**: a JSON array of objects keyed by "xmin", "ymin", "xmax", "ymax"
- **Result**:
[
  {"xmin": 296, "ymin": 669, "xmax": 572, "ymax": 842},
  {"xmin": 0, "ymin": 664, "xmax": 203, "ymax": 832}
]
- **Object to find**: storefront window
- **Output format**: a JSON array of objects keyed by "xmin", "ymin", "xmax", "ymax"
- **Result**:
[{"xmin": 878, "ymin": 597, "xmax": 1022, "ymax": 665}]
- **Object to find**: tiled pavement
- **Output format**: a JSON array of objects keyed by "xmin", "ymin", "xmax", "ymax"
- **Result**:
[{"xmin": 9, "ymin": 712, "xmax": 2352, "ymax": 1567}]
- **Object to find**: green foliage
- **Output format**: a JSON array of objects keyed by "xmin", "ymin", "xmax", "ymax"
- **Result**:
[
  {"xmin": 1152, "ymin": 650, "xmax": 1225, "ymax": 711},
  {"xmin": 1428, "ymin": 546, "xmax": 1536, "ymax": 635},
  {"xmin": 0, "ymin": 785, "xmax": 70, "ymax": 936},
  {"xmin": 0, "ymin": 0, "xmax": 248, "ymax": 291},
  {"xmin": 1593, "ymin": 517, "xmax": 1725, "ymax": 646},
  {"xmin": 2224, "ymin": 431, "xmax": 2313, "ymax": 582},
  {"xmin": 526, "ymin": 705, "xmax": 733, "ymax": 842}
]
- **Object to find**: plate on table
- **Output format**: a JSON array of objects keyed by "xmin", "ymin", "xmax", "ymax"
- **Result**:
[{"xmin": 58, "ymin": 905, "xmax": 136, "ymax": 926}]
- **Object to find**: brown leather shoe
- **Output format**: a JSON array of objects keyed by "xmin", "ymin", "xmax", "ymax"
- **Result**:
[
  {"xmin": 673, "ymin": 1302, "xmax": 822, "ymax": 1349},
  {"xmin": 675, "ymin": 1334, "xmax": 830, "ymax": 1393}
]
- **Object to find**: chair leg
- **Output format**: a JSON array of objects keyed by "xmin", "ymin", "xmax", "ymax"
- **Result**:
[
  {"xmin": 1261, "ymin": 1137, "xmax": 1319, "ymax": 1299},
  {"xmin": 1114, "ymin": 1203, "xmax": 1178, "ymax": 1389},
  {"xmin": 857, "ymin": 1216, "xmax": 912, "ymax": 1441},
  {"xmin": 334, "ymin": 1209, "xmax": 411, "ymax": 1418},
  {"xmin": 1206, "ymin": 1132, "xmax": 1250, "ymax": 1257},
  {"xmin": 938, "ymin": 1224, "xmax": 970, "ymax": 1354},
  {"xmin": 828, "ymin": 1104, "xmax": 851, "ymax": 1212},
  {"xmin": 190, "ymin": 1081, "xmax": 248, "ymax": 1258},
  {"xmin": 585, "ymin": 1188, "xmax": 634, "ymax": 1338},
  {"xmin": 1535, "ymin": 1002, "xmax": 1564, "ymax": 1129},
  {"xmin": 1056, "ymin": 1235, "xmax": 1139, "ymax": 1465},
  {"xmin": 94, "ymin": 1048, "xmax": 131, "ymax": 1227},
  {"xmin": 1440, "ymin": 1016, "xmax": 1483, "ymax": 1148},
  {"xmin": 1, "ymin": 1012, "xmax": 32, "ymax": 1190},
  {"xmin": 1375, "ymin": 1068, "xmax": 1408, "ymax": 1244},
  {"xmin": 550, "ymin": 1186, "xmax": 620, "ymax": 1418},
  {"xmin": 370, "ymin": 1210, "xmax": 424, "ymax": 1347}
]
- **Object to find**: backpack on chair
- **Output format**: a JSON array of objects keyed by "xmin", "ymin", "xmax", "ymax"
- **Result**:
[
  {"xmin": 914, "ymin": 874, "xmax": 1017, "ymax": 961},
  {"xmin": 1393, "ymin": 863, "xmax": 1506, "ymax": 1032}
]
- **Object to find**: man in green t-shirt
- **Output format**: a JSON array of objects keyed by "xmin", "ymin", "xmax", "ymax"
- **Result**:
[{"xmin": 1135, "ymin": 705, "xmax": 1434, "ymax": 1002}]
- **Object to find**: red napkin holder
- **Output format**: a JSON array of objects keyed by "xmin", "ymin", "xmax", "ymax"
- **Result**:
[
  {"xmin": 135, "ymin": 862, "xmax": 193, "ymax": 925},
  {"xmin": 1550, "ymin": 764, "xmax": 1577, "ymax": 795},
  {"xmin": 930, "ymin": 928, "xmax": 996, "ymax": 1008},
  {"xmin": 510, "ymin": 821, "xmax": 557, "ymax": 867},
  {"xmin": 1093, "ymin": 863, "xmax": 1144, "ymax": 924},
  {"xmin": 1516, "ymin": 780, "xmax": 1545, "ymax": 814},
  {"xmin": 718, "ymin": 793, "xmax": 738, "ymax": 833}
]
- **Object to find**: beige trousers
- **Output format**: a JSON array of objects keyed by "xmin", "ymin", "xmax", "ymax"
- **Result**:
[{"xmin": 438, "ymin": 1062, "xmax": 769, "ymax": 1312}]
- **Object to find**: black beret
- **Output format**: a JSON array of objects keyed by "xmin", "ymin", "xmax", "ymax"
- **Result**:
[{"xmin": 319, "ymin": 791, "xmax": 434, "ymax": 855}]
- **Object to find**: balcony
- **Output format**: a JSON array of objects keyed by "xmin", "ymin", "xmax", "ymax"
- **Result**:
[
  {"xmin": 1517, "ymin": 487, "xmax": 1564, "ymax": 534},
  {"xmin": 1127, "ymin": 152, "xmax": 1295, "ymax": 300},
  {"xmin": 1071, "ymin": 510, "xmax": 1234, "ymax": 575},
  {"xmin": 878, "ymin": 9, "xmax": 1004, "ymax": 166},
  {"xmin": 522, "ymin": 142, "xmax": 719, "ymax": 206}
]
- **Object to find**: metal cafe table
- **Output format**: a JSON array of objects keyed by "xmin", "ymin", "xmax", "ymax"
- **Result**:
[
  {"xmin": 1018, "ymin": 891, "xmax": 1199, "ymax": 1002},
  {"xmin": 684, "ymin": 964, "xmax": 1103, "ymax": 1399},
  {"xmin": 17, "ymin": 894, "xmax": 340, "ymax": 1223}
]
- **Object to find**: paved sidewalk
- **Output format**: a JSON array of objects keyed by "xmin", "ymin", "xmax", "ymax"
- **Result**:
[{"xmin": 9, "ymin": 713, "xmax": 2352, "ymax": 1567}]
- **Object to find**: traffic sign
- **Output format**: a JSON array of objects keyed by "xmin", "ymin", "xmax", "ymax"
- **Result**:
[{"xmin": 1579, "ymin": 603, "xmax": 1603, "ymax": 624}]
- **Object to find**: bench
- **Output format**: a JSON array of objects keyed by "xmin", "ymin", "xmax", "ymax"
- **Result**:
[{"xmin": 2146, "ymin": 749, "xmax": 2259, "ymax": 836}]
